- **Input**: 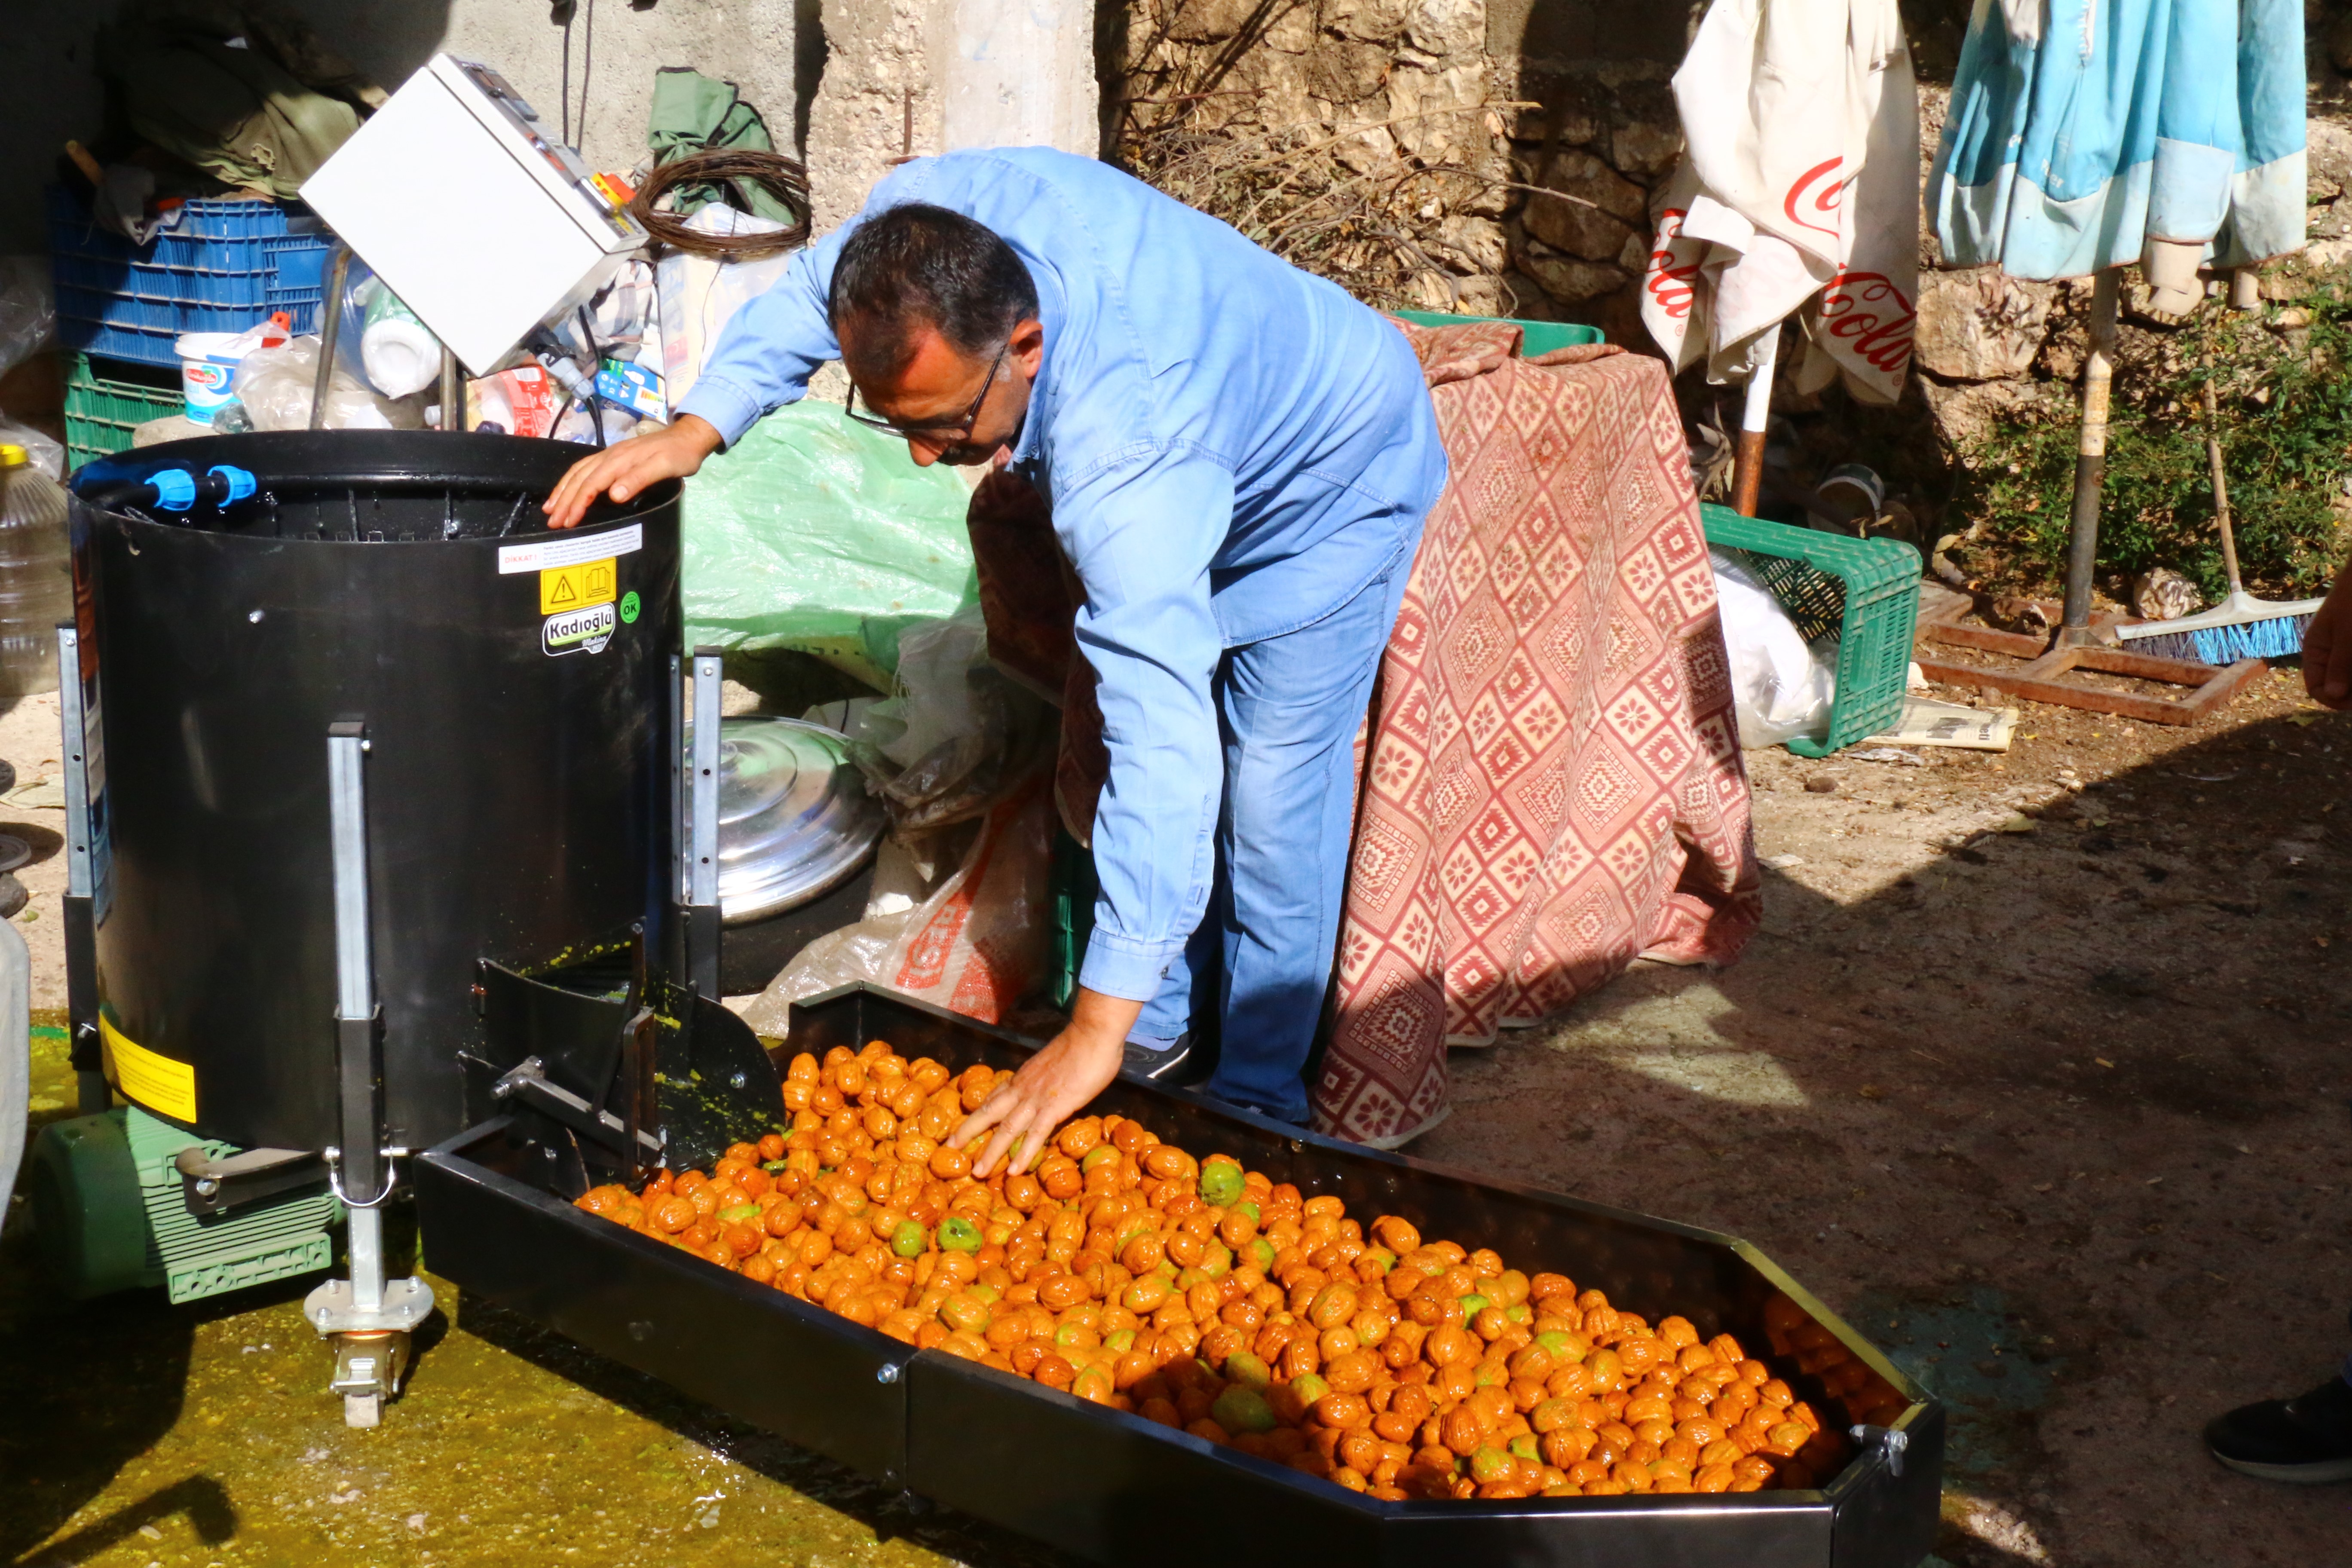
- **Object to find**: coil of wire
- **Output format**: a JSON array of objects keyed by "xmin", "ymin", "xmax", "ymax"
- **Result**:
[{"xmin": 628, "ymin": 148, "xmax": 813, "ymax": 258}]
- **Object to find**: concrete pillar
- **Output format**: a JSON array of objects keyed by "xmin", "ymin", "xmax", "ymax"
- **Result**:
[
  {"xmin": 936, "ymin": 0, "xmax": 1099, "ymax": 157},
  {"xmin": 806, "ymin": 0, "xmax": 1099, "ymax": 230}
]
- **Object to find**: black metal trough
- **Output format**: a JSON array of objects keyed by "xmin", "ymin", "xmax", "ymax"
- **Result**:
[{"xmin": 415, "ymin": 983, "xmax": 1942, "ymax": 1568}]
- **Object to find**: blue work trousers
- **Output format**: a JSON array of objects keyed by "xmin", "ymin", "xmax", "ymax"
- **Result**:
[{"xmin": 1130, "ymin": 543, "xmax": 1417, "ymax": 1124}]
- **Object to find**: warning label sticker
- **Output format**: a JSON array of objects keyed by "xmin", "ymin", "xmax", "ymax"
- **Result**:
[
  {"xmin": 102, "ymin": 1014, "xmax": 196, "ymax": 1123},
  {"xmin": 498, "ymin": 522, "xmax": 643, "ymax": 575},
  {"xmin": 539, "ymin": 556, "xmax": 617, "ymax": 615},
  {"xmin": 543, "ymin": 602, "xmax": 618, "ymax": 656}
]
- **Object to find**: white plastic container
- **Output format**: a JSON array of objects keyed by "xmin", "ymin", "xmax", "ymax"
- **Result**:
[
  {"xmin": 175, "ymin": 331, "xmax": 250, "ymax": 420},
  {"xmin": 175, "ymin": 313, "xmax": 294, "ymax": 423}
]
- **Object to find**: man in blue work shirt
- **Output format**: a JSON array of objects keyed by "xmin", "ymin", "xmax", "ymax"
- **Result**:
[{"xmin": 546, "ymin": 147, "xmax": 1445, "ymax": 1167}]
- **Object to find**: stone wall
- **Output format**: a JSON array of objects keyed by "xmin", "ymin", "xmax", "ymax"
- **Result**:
[
  {"xmin": 1113, "ymin": 0, "xmax": 2352, "ymax": 527},
  {"xmin": 1109, "ymin": 0, "xmax": 1700, "ymax": 326}
]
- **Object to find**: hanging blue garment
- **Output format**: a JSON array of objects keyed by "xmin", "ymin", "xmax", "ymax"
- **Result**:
[{"xmin": 1932, "ymin": 0, "xmax": 2304, "ymax": 279}]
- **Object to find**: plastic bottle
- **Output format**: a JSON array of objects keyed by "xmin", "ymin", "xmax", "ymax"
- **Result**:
[
  {"xmin": 359, "ymin": 282, "xmax": 440, "ymax": 398},
  {"xmin": 0, "ymin": 444, "xmax": 71, "ymax": 697}
]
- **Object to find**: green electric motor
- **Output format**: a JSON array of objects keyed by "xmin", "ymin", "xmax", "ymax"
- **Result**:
[
  {"xmin": 25, "ymin": 1106, "xmax": 340, "ymax": 1303},
  {"xmin": 24, "ymin": 1108, "xmax": 161, "ymax": 1298}
]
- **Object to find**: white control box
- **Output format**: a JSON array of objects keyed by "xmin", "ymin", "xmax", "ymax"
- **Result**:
[{"xmin": 301, "ymin": 55, "xmax": 644, "ymax": 375}]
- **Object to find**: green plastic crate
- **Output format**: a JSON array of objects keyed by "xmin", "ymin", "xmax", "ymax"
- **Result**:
[
  {"xmin": 1700, "ymin": 503, "xmax": 1923, "ymax": 757},
  {"xmin": 1390, "ymin": 309, "xmax": 1604, "ymax": 357},
  {"xmin": 63, "ymin": 353, "xmax": 183, "ymax": 471}
]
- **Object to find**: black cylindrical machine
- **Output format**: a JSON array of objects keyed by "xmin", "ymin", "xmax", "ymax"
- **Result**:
[{"xmin": 70, "ymin": 432, "xmax": 682, "ymax": 1154}]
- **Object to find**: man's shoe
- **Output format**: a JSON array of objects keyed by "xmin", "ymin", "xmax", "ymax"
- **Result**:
[
  {"xmin": 2206, "ymin": 1375, "xmax": 2352, "ymax": 1483},
  {"xmin": 1121, "ymin": 1032, "xmax": 1192, "ymax": 1081}
]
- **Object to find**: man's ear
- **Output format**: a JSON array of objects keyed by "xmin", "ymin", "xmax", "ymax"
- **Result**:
[{"xmin": 1011, "ymin": 318, "xmax": 1046, "ymax": 378}]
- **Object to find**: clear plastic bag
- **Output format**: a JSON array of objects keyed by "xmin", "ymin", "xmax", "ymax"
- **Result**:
[
  {"xmin": 0, "ymin": 257, "xmax": 55, "ymax": 380},
  {"xmin": 844, "ymin": 607, "xmax": 1054, "ymax": 836},
  {"xmin": 234, "ymin": 336, "xmax": 427, "ymax": 431},
  {"xmin": 1712, "ymin": 548, "xmax": 1836, "ymax": 748}
]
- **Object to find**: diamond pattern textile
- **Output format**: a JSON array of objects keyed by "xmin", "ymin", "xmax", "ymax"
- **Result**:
[{"xmin": 1311, "ymin": 319, "xmax": 1760, "ymax": 1144}]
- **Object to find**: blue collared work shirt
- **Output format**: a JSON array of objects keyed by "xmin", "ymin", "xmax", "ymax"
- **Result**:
[{"xmin": 678, "ymin": 147, "xmax": 1446, "ymax": 1005}]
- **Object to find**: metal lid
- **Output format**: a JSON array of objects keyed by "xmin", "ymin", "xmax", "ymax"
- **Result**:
[{"xmin": 702, "ymin": 716, "xmax": 884, "ymax": 925}]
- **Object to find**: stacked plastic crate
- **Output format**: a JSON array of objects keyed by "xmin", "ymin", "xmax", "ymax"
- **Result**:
[{"xmin": 50, "ymin": 187, "xmax": 333, "ymax": 469}]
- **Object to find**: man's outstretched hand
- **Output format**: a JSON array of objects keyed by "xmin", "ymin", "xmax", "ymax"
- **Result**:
[
  {"xmin": 2304, "ymin": 561, "xmax": 2352, "ymax": 711},
  {"xmin": 955, "ymin": 988, "xmax": 1144, "ymax": 1178},
  {"xmin": 542, "ymin": 414, "xmax": 724, "ymax": 530}
]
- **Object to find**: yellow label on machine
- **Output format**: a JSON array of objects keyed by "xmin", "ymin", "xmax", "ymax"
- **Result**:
[
  {"xmin": 539, "ymin": 557, "xmax": 617, "ymax": 615},
  {"xmin": 101, "ymin": 1014, "xmax": 197, "ymax": 1123}
]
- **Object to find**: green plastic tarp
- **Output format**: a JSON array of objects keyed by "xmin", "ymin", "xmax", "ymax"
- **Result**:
[{"xmin": 683, "ymin": 401, "xmax": 978, "ymax": 692}]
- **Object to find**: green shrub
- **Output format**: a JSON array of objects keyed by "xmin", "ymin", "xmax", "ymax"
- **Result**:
[{"xmin": 1958, "ymin": 277, "xmax": 2352, "ymax": 603}]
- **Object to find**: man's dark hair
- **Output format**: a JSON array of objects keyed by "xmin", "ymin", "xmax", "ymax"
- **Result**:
[{"xmin": 829, "ymin": 203, "xmax": 1038, "ymax": 378}]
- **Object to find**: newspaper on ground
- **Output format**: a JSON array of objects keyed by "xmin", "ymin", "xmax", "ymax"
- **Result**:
[{"xmin": 1862, "ymin": 696, "xmax": 2016, "ymax": 750}]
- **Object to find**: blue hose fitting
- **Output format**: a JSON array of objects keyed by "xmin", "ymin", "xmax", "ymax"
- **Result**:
[{"xmin": 148, "ymin": 469, "xmax": 197, "ymax": 512}]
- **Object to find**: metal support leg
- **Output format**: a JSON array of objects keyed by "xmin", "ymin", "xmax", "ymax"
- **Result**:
[
  {"xmin": 686, "ymin": 648, "xmax": 724, "ymax": 1000},
  {"xmin": 303, "ymin": 720, "xmax": 433, "ymax": 1427},
  {"xmin": 309, "ymin": 245, "xmax": 351, "ymax": 432},
  {"xmin": 55, "ymin": 624, "xmax": 108, "ymax": 1114}
]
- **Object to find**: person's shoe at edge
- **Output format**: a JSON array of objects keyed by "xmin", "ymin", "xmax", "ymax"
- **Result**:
[{"xmin": 2206, "ymin": 1373, "xmax": 2352, "ymax": 1483}]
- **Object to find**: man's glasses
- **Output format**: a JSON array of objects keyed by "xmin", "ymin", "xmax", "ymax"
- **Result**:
[{"xmin": 843, "ymin": 341, "xmax": 1009, "ymax": 442}]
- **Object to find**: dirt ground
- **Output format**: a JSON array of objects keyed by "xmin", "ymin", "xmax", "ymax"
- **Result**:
[{"xmin": 6, "ymin": 667, "xmax": 2351, "ymax": 1568}]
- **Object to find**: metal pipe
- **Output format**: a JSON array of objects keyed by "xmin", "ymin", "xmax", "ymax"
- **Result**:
[
  {"xmin": 55, "ymin": 626, "xmax": 92, "ymax": 905},
  {"xmin": 310, "ymin": 244, "xmax": 352, "ymax": 433},
  {"xmin": 327, "ymin": 720, "xmax": 381, "ymax": 1314},
  {"xmin": 439, "ymin": 344, "xmax": 462, "ymax": 433},
  {"xmin": 54, "ymin": 623, "xmax": 108, "ymax": 1114},
  {"xmin": 687, "ymin": 649, "xmax": 725, "ymax": 997},
  {"xmin": 349, "ymin": 1204, "xmax": 385, "ymax": 1314},
  {"xmin": 1730, "ymin": 324, "xmax": 1779, "ymax": 518},
  {"xmin": 328, "ymin": 726, "xmax": 374, "ymax": 1023},
  {"xmin": 2059, "ymin": 269, "xmax": 2120, "ymax": 637},
  {"xmin": 690, "ymin": 651, "xmax": 723, "ymax": 912},
  {"xmin": 670, "ymin": 653, "xmax": 686, "ymax": 905}
]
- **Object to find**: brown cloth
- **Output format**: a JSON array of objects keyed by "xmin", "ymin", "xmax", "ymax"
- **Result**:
[{"xmin": 968, "ymin": 318, "xmax": 1760, "ymax": 1146}]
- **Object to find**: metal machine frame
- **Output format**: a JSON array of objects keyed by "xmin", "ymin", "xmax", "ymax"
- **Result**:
[{"xmin": 299, "ymin": 720, "xmax": 434, "ymax": 1427}]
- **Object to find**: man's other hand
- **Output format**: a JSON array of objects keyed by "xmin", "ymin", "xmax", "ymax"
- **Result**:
[
  {"xmin": 2304, "ymin": 562, "xmax": 2352, "ymax": 710},
  {"xmin": 542, "ymin": 414, "xmax": 724, "ymax": 530}
]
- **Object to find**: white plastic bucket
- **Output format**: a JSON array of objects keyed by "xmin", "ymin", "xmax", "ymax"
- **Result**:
[{"xmin": 175, "ymin": 332, "xmax": 251, "ymax": 420}]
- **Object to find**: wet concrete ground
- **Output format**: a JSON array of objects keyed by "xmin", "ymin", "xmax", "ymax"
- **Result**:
[{"xmin": 6, "ymin": 675, "xmax": 2351, "ymax": 1567}]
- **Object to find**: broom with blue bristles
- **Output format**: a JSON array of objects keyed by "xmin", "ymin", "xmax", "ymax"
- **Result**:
[{"xmin": 2116, "ymin": 378, "xmax": 2324, "ymax": 664}]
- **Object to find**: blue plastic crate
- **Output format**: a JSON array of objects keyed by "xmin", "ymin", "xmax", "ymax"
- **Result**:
[
  {"xmin": 51, "ymin": 248, "xmax": 326, "ymax": 304},
  {"xmin": 47, "ymin": 187, "xmax": 330, "ymax": 367},
  {"xmin": 46, "ymin": 184, "xmax": 326, "ymax": 250}
]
